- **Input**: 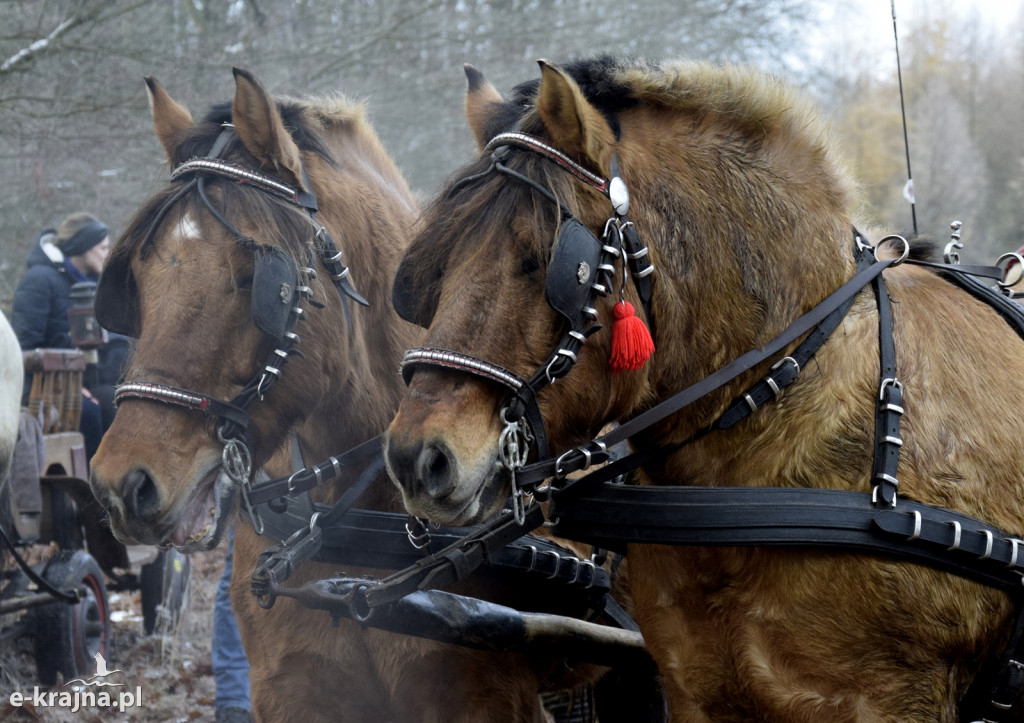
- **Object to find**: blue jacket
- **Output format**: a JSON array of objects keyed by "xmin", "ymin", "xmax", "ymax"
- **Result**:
[{"xmin": 11, "ymin": 229, "xmax": 78, "ymax": 350}]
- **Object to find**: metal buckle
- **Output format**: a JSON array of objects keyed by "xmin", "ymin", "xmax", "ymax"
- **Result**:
[
  {"xmin": 878, "ymin": 377, "xmax": 903, "ymax": 401},
  {"xmin": 405, "ymin": 517, "xmax": 431, "ymax": 550}
]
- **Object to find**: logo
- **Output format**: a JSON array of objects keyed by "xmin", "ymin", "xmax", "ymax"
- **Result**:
[
  {"xmin": 8, "ymin": 653, "xmax": 143, "ymax": 714},
  {"xmin": 66, "ymin": 652, "xmax": 123, "ymax": 688},
  {"xmin": 576, "ymin": 261, "xmax": 591, "ymax": 285}
]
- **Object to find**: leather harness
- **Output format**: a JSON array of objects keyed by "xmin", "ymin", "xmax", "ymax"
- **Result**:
[{"xmin": 382, "ymin": 130, "xmax": 1024, "ymax": 721}]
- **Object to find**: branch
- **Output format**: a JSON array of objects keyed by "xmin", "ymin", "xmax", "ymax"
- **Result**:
[
  {"xmin": 1, "ymin": 16, "xmax": 84, "ymax": 74},
  {"xmin": 307, "ymin": 0, "xmax": 446, "ymax": 84}
]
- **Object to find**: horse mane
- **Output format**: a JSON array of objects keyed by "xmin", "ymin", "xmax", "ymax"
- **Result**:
[{"xmin": 504, "ymin": 56, "xmax": 837, "ymax": 154}]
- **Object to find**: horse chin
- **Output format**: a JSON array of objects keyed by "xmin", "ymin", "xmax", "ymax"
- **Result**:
[{"xmin": 165, "ymin": 467, "xmax": 239, "ymax": 553}]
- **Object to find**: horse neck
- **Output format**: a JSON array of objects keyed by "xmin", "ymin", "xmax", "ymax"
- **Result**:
[
  {"xmin": 288, "ymin": 122, "xmax": 421, "ymax": 512},
  {"xmin": 615, "ymin": 118, "xmax": 858, "ymax": 444}
]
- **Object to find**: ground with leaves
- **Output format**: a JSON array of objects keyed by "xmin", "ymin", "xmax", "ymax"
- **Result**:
[{"xmin": 1, "ymin": 542, "xmax": 226, "ymax": 722}]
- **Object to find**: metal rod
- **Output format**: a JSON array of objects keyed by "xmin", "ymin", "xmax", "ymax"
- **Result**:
[{"xmin": 892, "ymin": 0, "xmax": 918, "ymax": 235}]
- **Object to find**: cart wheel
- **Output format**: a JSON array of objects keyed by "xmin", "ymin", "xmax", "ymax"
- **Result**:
[
  {"xmin": 33, "ymin": 549, "xmax": 111, "ymax": 685},
  {"xmin": 140, "ymin": 549, "xmax": 190, "ymax": 635}
]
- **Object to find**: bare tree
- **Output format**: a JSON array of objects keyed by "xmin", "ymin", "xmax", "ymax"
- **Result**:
[{"xmin": 0, "ymin": 0, "xmax": 820, "ymax": 303}]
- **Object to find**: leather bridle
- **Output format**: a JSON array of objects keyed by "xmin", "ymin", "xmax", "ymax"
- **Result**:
[
  {"xmin": 104, "ymin": 125, "xmax": 367, "ymax": 513},
  {"xmin": 399, "ymin": 132, "xmax": 654, "ymax": 523},
  {"xmin": 389, "ymin": 129, "xmax": 1024, "ymax": 719}
]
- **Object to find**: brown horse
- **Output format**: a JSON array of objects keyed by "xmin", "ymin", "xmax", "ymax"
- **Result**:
[
  {"xmin": 384, "ymin": 57, "xmax": 1024, "ymax": 721},
  {"xmin": 87, "ymin": 69, "xmax": 624, "ymax": 722}
]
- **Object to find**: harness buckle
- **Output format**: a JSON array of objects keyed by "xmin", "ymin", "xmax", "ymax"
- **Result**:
[{"xmin": 405, "ymin": 516, "xmax": 432, "ymax": 550}]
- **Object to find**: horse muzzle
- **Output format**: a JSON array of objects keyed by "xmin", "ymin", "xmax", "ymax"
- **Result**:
[
  {"xmin": 90, "ymin": 463, "xmax": 237, "ymax": 552},
  {"xmin": 384, "ymin": 434, "xmax": 509, "ymax": 526}
]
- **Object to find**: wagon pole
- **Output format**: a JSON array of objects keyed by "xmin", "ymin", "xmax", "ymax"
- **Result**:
[{"xmin": 892, "ymin": 0, "xmax": 918, "ymax": 235}]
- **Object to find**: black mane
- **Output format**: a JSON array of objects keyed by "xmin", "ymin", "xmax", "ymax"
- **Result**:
[{"xmin": 506, "ymin": 55, "xmax": 645, "ymax": 140}]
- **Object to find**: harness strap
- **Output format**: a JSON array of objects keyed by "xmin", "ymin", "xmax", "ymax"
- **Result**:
[
  {"xmin": 871, "ymin": 274, "xmax": 903, "ymax": 508},
  {"xmin": 244, "ymin": 434, "xmax": 383, "ymax": 506},
  {"xmin": 550, "ymin": 484, "xmax": 1024, "ymax": 591},
  {"xmin": 115, "ymin": 381, "xmax": 251, "ymax": 432},
  {"xmin": 252, "ymin": 500, "xmax": 610, "ymax": 593},
  {"xmin": 486, "ymin": 132, "xmax": 610, "ymax": 194},
  {"xmin": 515, "ymin": 254, "xmax": 896, "ymax": 488},
  {"xmin": 942, "ymin": 269, "xmax": 1024, "ymax": 339},
  {"xmin": 961, "ymin": 597, "xmax": 1024, "ymax": 722},
  {"xmin": 360, "ymin": 505, "xmax": 546, "ymax": 609},
  {"xmin": 714, "ymin": 242, "xmax": 877, "ymax": 431}
]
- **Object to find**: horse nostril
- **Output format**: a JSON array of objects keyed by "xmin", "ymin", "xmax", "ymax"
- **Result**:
[
  {"xmin": 417, "ymin": 442, "xmax": 455, "ymax": 500},
  {"xmin": 121, "ymin": 468, "xmax": 161, "ymax": 522}
]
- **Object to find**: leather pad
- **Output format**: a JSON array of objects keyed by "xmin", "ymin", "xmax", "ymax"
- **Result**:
[
  {"xmin": 545, "ymin": 219, "xmax": 602, "ymax": 329},
  {"xmin": 95, "ymin": 253, "xmax": 140, "ymax": 338},
  {"xmin": 252, "ymin": 246, "xmax": 298, "ymax": 340}
]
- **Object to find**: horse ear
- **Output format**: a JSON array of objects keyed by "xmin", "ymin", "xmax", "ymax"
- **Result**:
[
  {"xmin": 145, "ymin": 76, "xmax": 195, "ymax": 163},
  {"xmin": 231, "ymin": 67, "xmax": 307, "ymax": 189},
  {"xmin": 464, "ymin": 64, "xmax": 504, "ymax": 151},
  {"xmin": 535, "ymin": 59, "xmax": 611, "ymax": 169}
]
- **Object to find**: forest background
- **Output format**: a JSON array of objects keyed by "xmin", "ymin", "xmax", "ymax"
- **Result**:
[{"xmin": 1, "ymin": 0, "xmax": 1021, "ymax": 309}]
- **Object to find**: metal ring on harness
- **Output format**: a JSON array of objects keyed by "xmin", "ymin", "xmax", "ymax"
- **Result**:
[
  {"xmin": 349, "ymin": 581, "xmax": 375, "ymax": 622},
  {"xmin": 879, "ymin": 234, "xmax": 910, "ymax": 266},
  {"xmin": 996, "ymin": 252, "xmax": 1024, "ymax": 289},
  {"xmin": 218, "ymin": 427, "xmax": 253, "ymax": 485}
]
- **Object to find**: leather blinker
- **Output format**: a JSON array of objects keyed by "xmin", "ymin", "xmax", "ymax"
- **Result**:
[
  {"xmin": 545, "ymin": 218, "xmax": 603, "ymax": 329},
  {"xmin": 95, "ymin": 253, "xmax": 140, "ymax": 338},
  {"xmin": 252, "ymin": 246, "xmax": 299, "ymax": 340}
]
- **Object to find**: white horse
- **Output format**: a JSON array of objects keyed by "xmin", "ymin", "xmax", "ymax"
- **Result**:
[{"xmin": 0, "ymin": 312, "xmax": 23, "ymax": 487}]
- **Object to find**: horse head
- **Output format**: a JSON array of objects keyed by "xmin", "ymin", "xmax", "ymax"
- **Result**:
[
  {"xmin": 90, "ymin": 69, "xmax": 408, "ymax": 551},
  {"xmin": 385, "ymin": 58, "xmax": 854, "ymax": 526}
]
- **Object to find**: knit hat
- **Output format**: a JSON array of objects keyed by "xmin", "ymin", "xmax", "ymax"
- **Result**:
[{"xmin": 56, "ymin": 212, "xmax": 108, "ymax": 257}]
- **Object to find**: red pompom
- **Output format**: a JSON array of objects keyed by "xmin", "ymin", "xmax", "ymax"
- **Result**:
[{"xmin": 609, "ymin": 300, "xmax": 654, "ymax": 373}]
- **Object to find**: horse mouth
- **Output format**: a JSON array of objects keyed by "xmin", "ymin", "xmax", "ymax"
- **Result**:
[
  {"xmin": 427, "ymin": 462, "xmax": 510, "ymax": 526},
  {"xmin": 165, "ymin": 466, "xmax": 238, "ymax": 553}
]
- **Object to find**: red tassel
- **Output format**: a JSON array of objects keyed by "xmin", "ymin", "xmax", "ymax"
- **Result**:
[{"xmin": 609, "ymin": 300, "xmax": 654, "ymax": 373}]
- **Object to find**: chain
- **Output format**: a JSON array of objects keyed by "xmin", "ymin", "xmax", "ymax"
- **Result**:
[{"xmin": 498, "ymin": 405, "xmax": 535, "ymax": 525}]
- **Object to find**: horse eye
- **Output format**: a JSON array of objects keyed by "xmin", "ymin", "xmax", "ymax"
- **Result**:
[{"xmin": 520, "ymin": 253, "xmax": 541, "ymax": 277}]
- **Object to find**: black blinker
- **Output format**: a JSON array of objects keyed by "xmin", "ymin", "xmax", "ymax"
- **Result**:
[
  {"xmin": 545, "ymin": 218, "xmax": 603, "ymax": 329},
  {"xmin": 252, "ymin": 246, "xmax": 299, "ymax": 340},
  {"xmin": 95, "ymin": 254, "xmax": 140, "ymax": 338}
]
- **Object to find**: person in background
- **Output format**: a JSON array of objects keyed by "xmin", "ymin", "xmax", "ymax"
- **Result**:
[
  {"xmin": 213, "ymin": 530, "xmax": 252, "ymax": 723},
  {"xmin": 11, "ymin": 212, "xmax": 112, "ymax": 460}
]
